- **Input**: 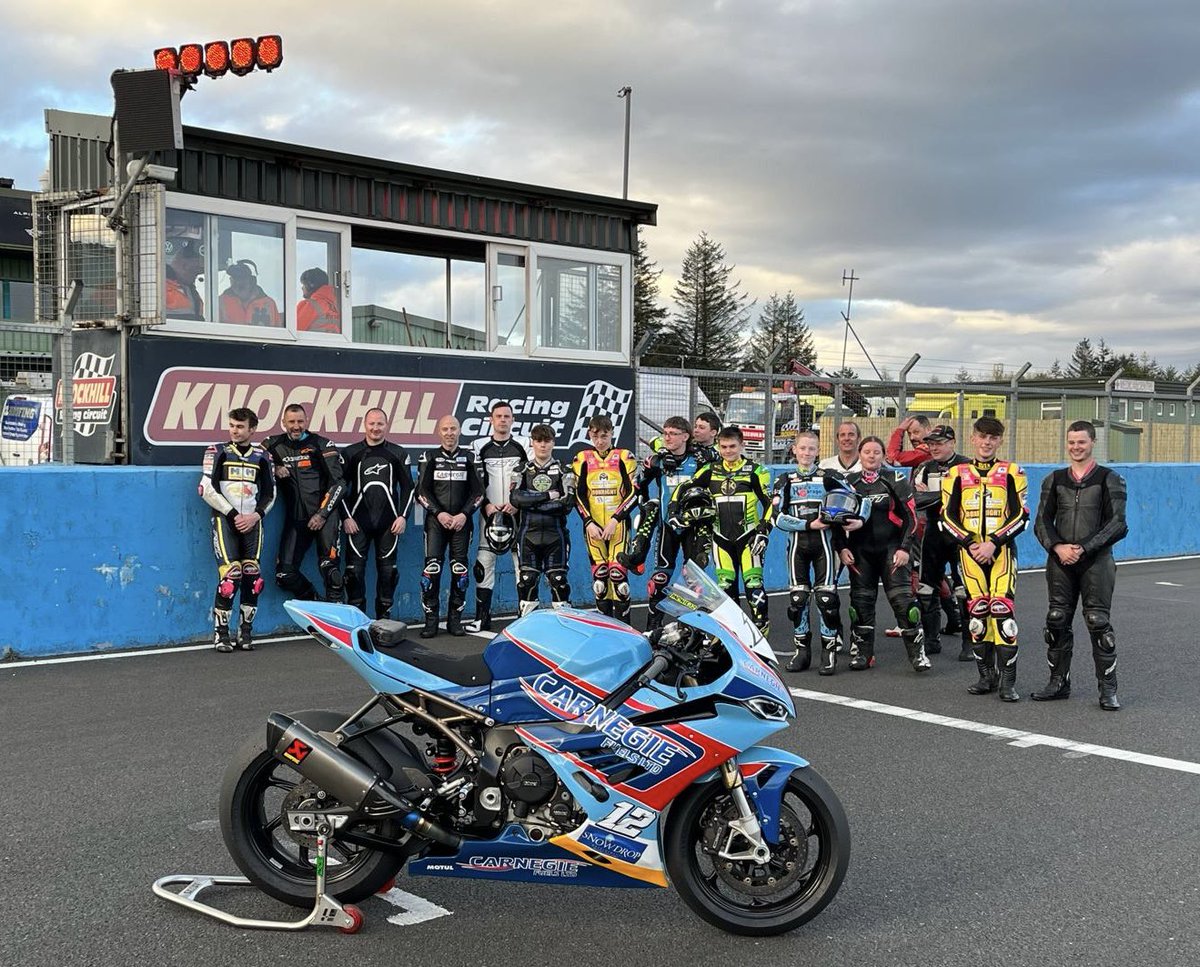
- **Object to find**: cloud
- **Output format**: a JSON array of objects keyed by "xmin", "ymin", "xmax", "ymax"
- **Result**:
[{"xmin": 5, "ymin": 0, "xmax": 1200, "ymax": 377}]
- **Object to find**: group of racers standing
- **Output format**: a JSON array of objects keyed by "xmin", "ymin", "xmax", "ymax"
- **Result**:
[{"xmin": 198, "ymin": 397, "xmax": 1127, "ymax": 711}]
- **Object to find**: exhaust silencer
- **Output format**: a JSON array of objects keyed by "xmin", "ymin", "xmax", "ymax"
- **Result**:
[
  {"xmin": 266, "ymin": 713, "xmax": 462, "ymax": 849},
  {"xmin": 267, "ymin": 712, "xmax": 379, "ymax": 810}
]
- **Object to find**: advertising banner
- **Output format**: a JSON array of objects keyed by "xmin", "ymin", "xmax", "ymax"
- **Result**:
[
  {"xmin": 128, "ymin": 335, "xmax": 635, "ymax": 465},
  {"xmin": 51, "ymin": 328, "xmax": 122, "ymax": 464}
]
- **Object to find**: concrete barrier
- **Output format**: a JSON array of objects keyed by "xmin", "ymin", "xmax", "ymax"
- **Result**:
[{"xmin": 2, "ymin": 462, "xmax": 1196, "ymax": 658}]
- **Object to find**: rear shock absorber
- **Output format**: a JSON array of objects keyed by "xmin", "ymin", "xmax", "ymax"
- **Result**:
[{"xmin": 430, "ymin": 735, "xmax": 458, "ymax": 776}]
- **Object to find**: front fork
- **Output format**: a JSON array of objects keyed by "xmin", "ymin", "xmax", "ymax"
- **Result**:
[{"xmin": 718, "ymin": 759, "xmax": 772, "ymax": 865}]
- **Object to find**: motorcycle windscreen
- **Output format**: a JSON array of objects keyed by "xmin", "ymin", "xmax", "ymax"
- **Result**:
[{"xmin": 657, "ymin": 560, "xmax": 727, "ymax": 620}]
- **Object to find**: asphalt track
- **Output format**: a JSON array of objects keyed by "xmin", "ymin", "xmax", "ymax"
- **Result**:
[{"xmin": 3, "ymin": 558, "xmax": 1198, "ymax": 967}]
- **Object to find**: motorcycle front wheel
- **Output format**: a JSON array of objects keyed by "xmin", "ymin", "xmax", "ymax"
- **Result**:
[
  {"xmin": 219, "ymin": 711, "xmax": 407, "ymax": 908},
  {"xmin": 665, "ymin": 766, "xmax": 850, "ymax": 936}
]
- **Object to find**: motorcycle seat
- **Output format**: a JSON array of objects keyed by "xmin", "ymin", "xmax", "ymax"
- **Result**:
[{"xmin": 367, "ymin": 636, "xmax": 494, "ymax": 687}]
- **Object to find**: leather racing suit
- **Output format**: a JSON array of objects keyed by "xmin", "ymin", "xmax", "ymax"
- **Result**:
[{"xmin": 573, "ymin": 445, "xmax": 637, "ymax": 620}]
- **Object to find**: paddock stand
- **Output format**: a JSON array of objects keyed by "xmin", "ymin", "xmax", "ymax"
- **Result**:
[{"xmin": 152, "ymin": 811, "xmax": 365, "ymax": 934}]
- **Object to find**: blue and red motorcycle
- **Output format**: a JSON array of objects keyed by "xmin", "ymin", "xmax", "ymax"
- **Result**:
[{"xmin": 220, "ymin": 562, "xmax": 849, "ymax": 935}]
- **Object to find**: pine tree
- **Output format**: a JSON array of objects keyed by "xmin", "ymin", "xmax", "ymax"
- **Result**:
[
  {"xmin": 1069, "ymin": 338, "xmax": 1097, "ymax": 378},
  {"xmin": 632, "ymin": 229, "xmax": 670, "ymax": 362},
  {"xmin": 741, "ymin": 291, "xmax": 815, "ymax": 373},
  {"xmin": 669, "ymin": 231, "xmax": 753, "ymax": 371},
  {"xmin": 954, "ymin": 366, "xmax": 973, "ymax": 383}
]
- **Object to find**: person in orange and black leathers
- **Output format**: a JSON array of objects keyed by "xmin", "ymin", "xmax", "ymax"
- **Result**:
[
  {"xmin": 297, "ymin": 267, "xmax": 342, "ymax": 333},
  {"xmin": 265, "ymin": 403, "xmax": 346, "ymax": 603},
  {"xmin": 220, "ymin": 260, "xmax": 282, "ymax": 327},
  {"xmin": 941, "ymin": 417, "xmax": 1029, "ymax": 701},
  {"xmin": 1033, "ymin": 420, "xmax": 1128, "ymax": 710}
]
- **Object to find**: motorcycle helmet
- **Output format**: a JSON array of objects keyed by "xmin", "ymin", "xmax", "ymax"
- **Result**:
[
  {"xmin": 484, "ymin": 511, "xmax": 515, "ymax": 553},
  {"xmin": 676, "ymin": 482, "xmax": 716, "ymax": 527},
  {"xmin": 820, "ymin": 484, "xmax": 864, "ymax": 525}
]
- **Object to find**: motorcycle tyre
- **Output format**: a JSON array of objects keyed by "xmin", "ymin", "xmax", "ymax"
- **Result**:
[
  {"xmin": 219, "ymin": 710, "xmax": 407, "ymax": 908},
  {"xmin": 665, "ymin": 766, "xmax": 850, "ymax": 936}
]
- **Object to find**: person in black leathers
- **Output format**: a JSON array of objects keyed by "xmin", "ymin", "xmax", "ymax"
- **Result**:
[
  {"xmin": 416, "ymin": 415, "xmax": 483, "ymax": 638},
  {"xmin": 833, "ymin": 436, "xmax": 931, "ymax": 673},
  {"xmin": 265, "ymin": 403, "xmax": 345, "ymax": 602},
  {"xmin": 911, "ymin": 424, "xmax": 973, "ymax": 662},
  {"xmin": 341, "ymin": 408, "xmax": 415, "ymax": 619},
  {"xmin": 1033, "ymin": 420, "xmax": 1128, "ymax": 710},
  {"xmin": 511, "ymin": 423, "xmax": 577, "ymax": 615}
]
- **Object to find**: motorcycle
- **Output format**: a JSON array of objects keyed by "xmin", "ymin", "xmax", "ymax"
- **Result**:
[{"xmin": 220, "ymin": 561, "xmax": 850, "ymax": 936}]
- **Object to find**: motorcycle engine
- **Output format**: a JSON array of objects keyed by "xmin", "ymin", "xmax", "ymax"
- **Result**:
[{"xmin": 499, "ymin": 747, "xmax": 558, "ymax": 808}]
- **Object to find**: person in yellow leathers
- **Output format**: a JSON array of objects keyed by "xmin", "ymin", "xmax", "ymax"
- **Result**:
[
  {"xmin": 686, "ymin": 425, "xmax": 775, "ymax": 632},
  {"xmin": 940, "ymin": 417, "xmax": 1029, "ymax": 701},
  {"xmin": 572, "ymin": 415, "xmax": 638, "ymax": 621}
]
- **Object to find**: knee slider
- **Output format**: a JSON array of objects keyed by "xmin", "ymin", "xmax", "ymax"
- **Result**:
[
  {"xmin": 548, "ymin": 568, "xmax": 571, "ymax": 600},
  {"xmin": 423, "ymin": 560, "xmax": 442, "ymax": 579},
  {"xmin": 591, "ymin": 562, "xmax": 610, "ymax": 599},
  {"xmin": 788, "ymin": 586, "xmax": 811, "ymax": 622},
  {"xmin": 648, "ymin": 570, "xmax": 670, "ymax": 597},
  {"xmin": 1083, "ymin": 609, "xmax": 1110, "ymax": 632},
  {"xmin": 473, "ymin": 561, "xmax": 485, "ymax": 583},
  {"xmin": 518, "ymin": 567, "xmax": 541, "ymax": 596},
  {"xmin": 1045, "ymin": 607, "xmax": 1069, "ymax": 630}
]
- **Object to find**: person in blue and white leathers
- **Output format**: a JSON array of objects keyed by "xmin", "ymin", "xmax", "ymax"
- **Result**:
[{"xmin": 770, "ymin": 430, "xmax": 849, "ymax": 675}]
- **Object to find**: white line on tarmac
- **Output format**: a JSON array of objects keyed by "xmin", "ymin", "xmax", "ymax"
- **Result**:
[
  {"xmin": 789, "ymin": 687, "xmax": 1200, "ymax": 776},
  {"xmin": 379, "ymin": 887, "xmax": 453, "ymax": 926}
]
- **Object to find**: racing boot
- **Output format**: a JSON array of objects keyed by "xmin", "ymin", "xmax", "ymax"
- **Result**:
[
  {"xmin": 597, "ymin": 599, "xmax": 614, "ymax": 617},
  {"xmin": 786, "ymin": 632, "xmax": 812, "ymax": 673},
  {"xmin": 466, "ymin": 588, "xmax": 493, "ymax": 633},
  {"xmin": 1092, "ymin": 629, "xmax": 1120, "ymax": 711},
  {"xmin": 419, "ymin": 613, "xmax": 440, "ymax": 639},
  {"xmin": 519, "ymin": 599, "xmax": 539, "ymax": 618},
  {"xmin": 956, "ymin": 599, "xmax": 975, "ymax": 662},
  {"xmin": 902, "ymin": 628, "xmax": 932, "ymax": 672},
  {"xmin": 446, "ymin": 608, "xmax": 467, "ymax": 637},
  {"xmin": 1031, "ymin": 644, "xmax": 1072, "ymax": 701},
  {"xmin": 996, "ymin": 644, "xmax": 1020, "ymax": 702},
  {"xmin": 918, "ymin": 593, "xmax": 943, "ymax": 656},
  {"xmin": 213, "ymin": 608, "xmax": 234, "ymax": 654},
  {"xmin": 966, "ymin": 642, "xmax": 998, "ymax": 695},
  {"xmin": 848, "ymin": 625, "xmax": 875, "ymax": 671},
  {"xmin": 817, "ymin": 634, "xmax": 839, "ymax": 676},
  {"xmin": 942, "ymin": 597, "xmax": 962, "ymax": 635},
  {"xmin": 237, "ymin": 605, "xmax": 256, "ymax": 652}
]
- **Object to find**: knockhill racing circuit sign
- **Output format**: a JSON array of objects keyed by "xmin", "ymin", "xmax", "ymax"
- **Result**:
[{"xmin": 128, "ymin": 335, "xmax": 634, "ymax": 465}]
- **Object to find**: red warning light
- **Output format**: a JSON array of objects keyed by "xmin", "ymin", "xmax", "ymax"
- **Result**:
[
  {"xmin": 178, "ymin": 43, "xmax": 204, "ymax": 76},
  {"xmin": 204, "ymin": 41, "xmax": 230, "ymax": 77},
  {"xmin": 154, "ymin": 47, "xmax": 179, "ymax": 71},
  {"xmin": 255, "ymin": 35, "xmax": 283, "ymax": 72},
  {"xmin": 229, "ymin": 38, "xmax": 256, "ymax": 76}
]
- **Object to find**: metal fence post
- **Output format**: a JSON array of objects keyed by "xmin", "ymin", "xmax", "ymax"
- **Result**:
[
  {"xmin": 899, "ymin": 353, "xmax": 920, "ymax": 418},
  {"xmin": 1102, "ymin": 368, "xmax": 1124, "ymax": 464},
  {"xmin": 764, "ymin": 348, "xmax": 782, "ymax": 466},
  {"xmin": 956, "ymin": 389, "xmax": 965, "ymax": 443},
  {"xmin": 1186, "ymin": 374, "xmax": 1200, "ymax": 463},
  {"xmin": 1060, "ymin": 393, "xmax": 1068, "ymax": 462},
  {"xmin": 57, "ymin": 280, "xmax": 84, "ymax": 466},
  {"xmin": 1009, "ymin": 362, "xmax": 1030, "ymax": 462}
]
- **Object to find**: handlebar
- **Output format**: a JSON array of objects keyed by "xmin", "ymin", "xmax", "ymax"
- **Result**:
[{"xmin": 637, "ymin": 651, "xmax": 673, "ymax": 688}]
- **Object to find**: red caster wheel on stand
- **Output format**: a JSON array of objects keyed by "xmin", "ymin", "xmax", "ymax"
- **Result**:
[{"xmin": 339, "ymin": 904, "xmax": 364, "ymax": 934}]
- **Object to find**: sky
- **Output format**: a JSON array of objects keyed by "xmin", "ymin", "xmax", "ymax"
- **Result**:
[{"xmin": 4, "ymin": 0, "xmax": 1200, "ymax": 381}]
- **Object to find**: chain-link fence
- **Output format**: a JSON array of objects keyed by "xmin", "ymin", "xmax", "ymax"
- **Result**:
[{"xmin": 635, "ymin": 364, "xmax": 1200, "ymax": 464}]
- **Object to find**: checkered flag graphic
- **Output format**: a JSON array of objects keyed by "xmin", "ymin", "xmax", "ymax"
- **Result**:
[
  {"xmin": 73, "ymin": 352, "xmax": 115, "ymax": 380},
  {"xmin": 568, "ymin": 379, "xmax": 633, "ymax": 446}
]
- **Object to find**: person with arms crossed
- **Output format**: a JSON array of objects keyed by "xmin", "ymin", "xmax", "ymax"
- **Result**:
[{"xmin": 1032, "ymin": 420, "xmax": 1128, "ymax": 710}]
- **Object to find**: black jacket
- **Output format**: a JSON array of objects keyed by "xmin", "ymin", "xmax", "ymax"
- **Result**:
[
  {"xmin": 264, "ymin": 432, "xmax": 344, "ymax": 521},
  {"xmin": 1035, "ymin": 464, "xmax": 1128, "ymax": 557},
  {"xmin": 416, "ymin": 446, "xmax": 483, "ymax": 519}
]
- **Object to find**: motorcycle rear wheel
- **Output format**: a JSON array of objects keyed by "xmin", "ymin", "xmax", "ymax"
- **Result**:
[
  {"xmin": 219, "ymin": 711, "xmax": 407, "ymax": 908},
  {"xmin": 665, "ymin": 767, "xmax": 849, "ymax": 936}
]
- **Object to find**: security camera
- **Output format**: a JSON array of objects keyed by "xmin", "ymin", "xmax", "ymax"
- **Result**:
[{"xmin": 127, "ymin": 161, "xmax": 177, "ymax": 185}]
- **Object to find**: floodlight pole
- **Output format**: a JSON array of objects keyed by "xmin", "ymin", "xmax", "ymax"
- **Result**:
[{"xmin": 618, "ymin": 86, "xmax": 632, "ymax": 199}]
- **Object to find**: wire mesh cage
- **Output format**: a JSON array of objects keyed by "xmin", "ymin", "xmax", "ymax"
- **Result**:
[{"xmin": 33, "ymin": 184, "xmax": 164, "ymax": 327}]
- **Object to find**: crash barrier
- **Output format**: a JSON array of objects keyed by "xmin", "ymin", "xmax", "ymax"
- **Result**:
[{"xmin": 3, "ymin": 462, "xmax": 1197, "ymax": 658}]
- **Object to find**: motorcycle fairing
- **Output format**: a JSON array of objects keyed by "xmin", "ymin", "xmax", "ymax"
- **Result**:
[
  {"xmin": 735, "ymin": 746, "xmax": 811, "ymax": 845},
  {"xmin": 406, "ymin": 824, "xmax": 656, "ymax": 889}
]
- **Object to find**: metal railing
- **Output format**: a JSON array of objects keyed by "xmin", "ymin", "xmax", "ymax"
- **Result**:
[{"xmin": 635, "ymin": 360, "xmax": 1200, "ymax": 465}]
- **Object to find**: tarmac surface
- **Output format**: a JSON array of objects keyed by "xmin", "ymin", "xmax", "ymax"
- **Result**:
[{"xmin": 3, "ymin": 557, "xmax": 1198, "ymax": 967}]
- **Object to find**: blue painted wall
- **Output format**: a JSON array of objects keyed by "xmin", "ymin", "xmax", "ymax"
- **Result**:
[{"xmin": 2, "ymin": 462, "xmax": 1196, "ymax": 658}]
